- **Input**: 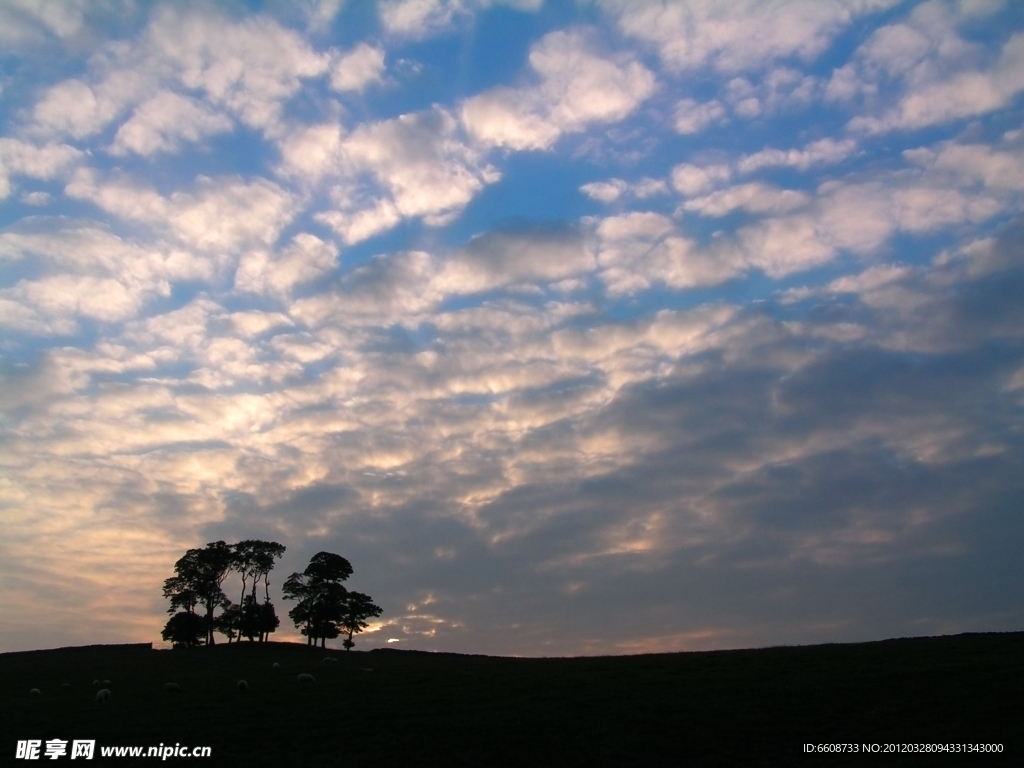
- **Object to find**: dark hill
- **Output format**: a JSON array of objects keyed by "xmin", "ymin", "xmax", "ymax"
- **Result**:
[{"xmin": 2, "ymin": 632, "xmax": 1021, "ymax": 766}]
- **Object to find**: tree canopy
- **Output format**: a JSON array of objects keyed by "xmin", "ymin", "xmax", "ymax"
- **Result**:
[
  {"xmin": 162, "ymin": 542, "xmax": 379, "ymax": 650},
  {"xmin": 282, "ymin": 551, "xmax": 380, "ymax": 649},
  {"xmin": 227, "ymin": 539, "xmax": 286, "ymax": 642},
  {"xmin": 338, "ymin": 591, "xmax": 383, "ymax": 651},
  {"xmin": 162, "ymin": 539, "xmax": 285, "ymax": 647},
  {"xmin": 162, "ymin": 541, "xmax": 233, "ymax": 646}
]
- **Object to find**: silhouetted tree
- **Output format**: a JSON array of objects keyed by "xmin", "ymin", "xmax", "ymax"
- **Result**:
[
  {"xmin": 162, "ymin": 541, "xmax": 234, "ymax": 646},
  {"xmin": 237, "ymin": 594, "xmax": 265, "ymax": 642},
  {"xmin": 231, "ymin": 539, "xmax": 286, "ymax": 642},
  {"xmin": 216, "ymin": 602, "xmax": 242, "ymax": 643},
  {"xmin": 283, "ymin": 552, "xmax": 354, "ymax": 648},
  {"xmin": 258, "ymin": 600, "xmax": 281, "ymax": 641},
  {"xmin": 283, "ymin": 552, "xmax": 382, "ymax": 649},
  {"xmin": 338, "ymin": 591, "xmax": 383, "ymax": 651},
  {"xmin": 162, "ymin": 611, "xmax": 206, "ymax": 648}
]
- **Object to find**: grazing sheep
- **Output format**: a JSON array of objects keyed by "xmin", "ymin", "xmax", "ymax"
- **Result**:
[
  {"xmin": 163, "ymin": 683, "xmax": 182, "ymax": 692},
  {"xmin": 102, "ymin": 679, "xmax": 111, "ymax": 685},
  {"xmin": 271, "ymin": 662, "xmax": 280, "ymax": 670},
  {"xmin": 297, "ymin": 673, "xmax": 315, "ymax": 684},
  {"xmin": 237, "ymin": 680, "xmax": 248, "ymax": 692},
  {"xmin": 29, "ymin": 688, "xmax": 41, "ymax": 698},
  {"xmin": 323, "ymin": 657, "xmax": 338, "ymax": 663},
  {"xmin": 95, "ymin": 689, "xmax": 111, "ymax": 704}
]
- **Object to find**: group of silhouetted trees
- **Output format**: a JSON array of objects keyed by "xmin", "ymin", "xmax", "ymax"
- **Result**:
[{"xmin": 161, "ymin": 541, "xmax": 381, "ymax": 651}]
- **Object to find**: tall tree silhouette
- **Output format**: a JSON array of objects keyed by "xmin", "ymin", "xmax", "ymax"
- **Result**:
[
  {"xmin": 283, "ymin": 552, "xmax": 354, "ymax": 648},
  {"xmin": 162, "ymin": 541, "xmax": 234, "ymax": 646},
  {"xmin": 338, "ymin": 591, "xmax": 383, "ymax": 651},
  {"xmin": 231, "ymin": 539, "xmax": 286, "ymax": 642}
]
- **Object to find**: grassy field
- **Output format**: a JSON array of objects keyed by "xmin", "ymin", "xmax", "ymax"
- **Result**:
[{"xmin": 2, "ymin": 632, "xmax": 1021, "ymax": 766}]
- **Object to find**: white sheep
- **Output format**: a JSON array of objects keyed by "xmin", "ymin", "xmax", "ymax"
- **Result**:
[
  {"xmin": 237, "ymin": 680, "xmax": 248, "ymax": 692},
  {"xmin": 95, "ymin": 689, "xmax": 111, "ymax": 704},
  {"xmin": 271, "ymin": 662, "xmax": 280, "ymax": 670},
  {"xmin": 163, "ymin": 683, "xmax": 182, "ymax": 692},
  {"xmin": 29, "ymin": 688, "xmax": 41, "ymax": 698},
  {"xmin": 297, "ymin": 673, "xmax": 315, "ymax": 684},
  {"xmin": 323, "ymin": 657, "xmax": 338, "ymax": 663},
  {"xmin": 102, "ymin": 679, "xmax": 111, "ymax": 685}
]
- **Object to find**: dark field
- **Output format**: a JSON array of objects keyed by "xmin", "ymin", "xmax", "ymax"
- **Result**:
[{"xmin": 2, "ymin": 632, "xmax": 1021, "ymax": 766}]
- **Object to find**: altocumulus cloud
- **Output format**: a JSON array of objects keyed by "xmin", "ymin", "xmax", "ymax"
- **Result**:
[{"xmin": 1, "ymin": 0, "xmax": 1023, "ymax": 656}]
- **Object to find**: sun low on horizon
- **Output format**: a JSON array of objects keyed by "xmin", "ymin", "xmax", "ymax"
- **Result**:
[{"xmin": 1, "ymin": 0, "xmax": 1023, "ymax": 658}]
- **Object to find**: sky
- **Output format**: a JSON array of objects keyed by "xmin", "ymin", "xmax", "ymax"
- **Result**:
[{"xmin": 1, "ymin": 0, "xmax": 1023, "ymax": 657}]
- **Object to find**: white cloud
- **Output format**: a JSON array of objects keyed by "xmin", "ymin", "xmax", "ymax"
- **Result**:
[
  {"xmin": 24, "ymin": 7, "xmax": 333, "ymax": 142},
  {"xmin": 66, "ymin": 169, "xmax": 298, "ymax": 254},
  {"xmin": 595, "ymin": 212, "xmax": 745, "ymax": 294},
  {"xmin": 378, "ymin": 0, "xmax": 543, "ymax": 39},
  {"xmin": 304, "ymin": 0, "xmax": 346, "ymax": 32},
  {"xmin": 379, "ymin": 0, "xmax": 462, "ymax": 37},
  {"xmin": 607, "ymin": 0, "xmax": 900, "ymax": 74},
  {"xmin": 0, "ymin": 138, "xmax": 83, "ymax": 199},
  {"xmin": 461, "ymin": 30, "xmax": 656, "ymax": 151},
  {"xmin": 330, "ymin": 43, "xmax": 386, "ymax": 92},
  {"xmin": 1, "ymin": 219, "xmax": 170, "ymax": 285},
  {"xmin": 291, "ymin": 250, "xmax": 442, "ymax": 327},
  {"xmin": 460, "ymin": 86, "xmax": 562, "ymax": 151},
  {"xmin": 723, "ymin": 67, "xmax": 818, "ymax": 119},
  {"xmin": 143, "ymin": 7, "xmax": 330, "ymax": 133},
  {"xmin": 434, "ymin": 225, "xmax": 596, "ymax": 295},
  {"xmin": 316, "ymin": 199, "xmax": 403, "ymax": 245},
  {"xmin": 670, "ymin": 163, "xmax": 732, "ymax": 197},
  {"xmin": 234, "ymin": 233, "xmax": 339, "ymax": 298},
  {"xmin": 12, "ymin": 274, "xmax": 141, "ymax": 324},
  {"xmin": 0, "ymin": 218, "xmax": 239, "ymax": 334},
  {"xmin": 580, "ymin": 177, "xmax": 667, "ymax": 204},
  {"xmin": 0, "ymin": 0, "xmax": 90, "ymax": 48},
  {"xmin": 316, "ymin": 107, "xmax": 499, "ymax": 244},
  {"xmin": 121, "ymin": 296, "xmax": 222, "ymax": 354},
  {"xmin": 684, "ymin": 183, "xmax": 810, "ymax": 217},
  {"xmin": 269, "ymin": 332, "xmax": 334, "ymax": 364},
  {"xmin": 890, "ymin": 186, "xmax": 1000, "ymax": 233},
  {"xmin": 827, "ymin": 263, "xmax": 913, "ymax": 296},
  {"xmin": 30, "ymin": 73, "xmax": 151, "ymax": 141},
  {"xmin": 904, "ymin": 142, "xmax": 1024, "ymax": 192},
  {"xmin": 277, "ymin": 122, "xmax": 345, "ymax": 182},
  {"xmin": 532, "ymin": 31, "xmax": 656, "ymax": 130},
  {"xmin": 739, "ymin": 214, "xmax": 835, "ymax": 278},
  {"xmin": 674, "ymin": 98, "xmax": 726, "ymax": 134},
  {"xmin": 634, "ymin": 178, "xmax": 670, "ymax": 199},
  {"xmin": 580, "ymin": 179, "xmax": 628, "ymax": 203},
  {"xmin": 737, "ymin": 138, "xmax": 857, "ymax": 174},
  {"xmin": 229, "ymin": 310, "xmax": 294, "ymax": 339},
  {"xmin": 818, "ymin": 176, "xmax": 1002, "ymax": 252},
  {"xmin": 815, "ymin": 180, "xmax": 897, "ymax": 254},
  {"xmin": 109, "ymin": 91, "xmax": 233, "ymax": 157},
  {"xmin": 20, "ymin": 191, "xmax": 52, "ymax": 206},
  {"xmin": 837, "ymin": 2, "xmax": 1024, "ymax": 134}
]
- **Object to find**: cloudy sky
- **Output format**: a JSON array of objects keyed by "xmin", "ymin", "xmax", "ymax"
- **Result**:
[{"xmin": 1, "ymin": 0, "xmax": 1023, "ymax": 657}]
